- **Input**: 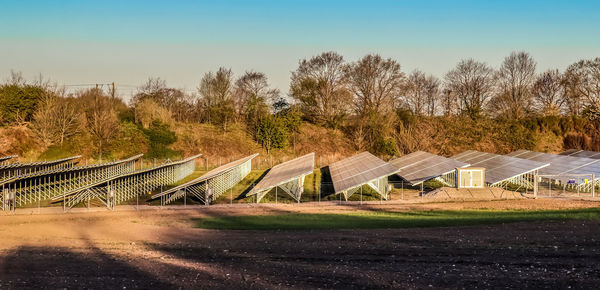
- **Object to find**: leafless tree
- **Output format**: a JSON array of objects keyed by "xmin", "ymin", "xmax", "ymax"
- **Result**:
[
  {"xmin": 197, "ymin": 67, "xmax": 235, "ymax": 130},
  {"xmin": 403, "ymin": 70, "xmax": 440, "ymax": 116},
  {"xmin": 402, "ymin": 70, "xmax": 428, "ymax": 115},
  {"xmin": 344, "ymin": 54, "xmax": 405, "ymax": 116},
  {"xmin": 424, "ymin": 75, "xmax": 440, "ymax": 116},
  {"xmin": 492, "ymin": 51, "xmax": 537, "ymax": 119},
  {"xmin": 80, "ymin": 88, "xmax": 120, "ymax": 159},
  {"xmin": 444, "ymin": 59, "xmax": 495, "ymax": 118},
  {"xmin": 564, "ymin": 58, "xmax": 600, "ymax": 117},
  {"xmin": 532, "ymin": 69, "xmax": 566, "ymax": 116},
  {"xmin": 133, "ymin": 77, "xmax": 190, "ymax": 122},
  {"xmin": 290, "ymin": 51, "xmax": 352, "ymax": 128},
  {"xmin": 234, "ymin": 71, "xmax": 279, "ymax": 134},
  {"xmin": 440, "ymin": 88, "xmax": 458, "ymax": 116},
  {"xmin": 53, "ymin": 98, "xmax": 80, "ymax": 146},
  {"xmin": 32, "ymin": 95, "xmax": 58, "ymax": 147},
  {"xmin": 7, "ymin": 70, "xmax": 25, "ymax": 86}
]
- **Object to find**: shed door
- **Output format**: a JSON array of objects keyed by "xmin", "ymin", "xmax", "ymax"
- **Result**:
[
  {"xmin": 471, "ymin": 170, "xmax": 483, "ymax": 187},
  {"xmin": 460, "ymin": 170, "xmax": 471, "ymax": 187}
]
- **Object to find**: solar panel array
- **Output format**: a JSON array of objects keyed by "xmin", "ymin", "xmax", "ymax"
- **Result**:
[
  {"xmin": 452, "ymin": 150, "xmax": 549, "ymax": 185},
  {"xmin": 389, "ymin": 151, "xmax": 469, "ymax": 185},
  {"xmin": 54, "ymin": 154, "xmax": 202, "ymax": 200},
  {"xmin": 0, "ymin": 155, "xmax": 17, "ymax": 163},
  {"xmin": 152, "ymin": 153, "xmax": 258, "ymax": 198},
  {"xmin": 560, "ymin": 149, "xmax": 600, "ymax": 159},
  {"xmin": 0, "ymin": 155, "xmax": 80, "ymax": 171},
  {"xmin": 249, "ymin": 153, "xmax": 314, "ymax": 195},
  {"xmin": 329, "ymin": 152, "xmax": 400, "ymax": 193},
  {"xmin": 507, "ymin": 149, "xmax": 600, "ymax": 180}
]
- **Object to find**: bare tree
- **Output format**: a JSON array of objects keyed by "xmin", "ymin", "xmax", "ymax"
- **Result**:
[
  {"xmin": 402, "ymin": 70, "xmax": 427, "ymax": 115},
  {"xmin": 54, "ymin": 98, "xmax": 80, "ymax": 146},
  {"xmin": 532, "ymin": 69, "xmax": 566, "ymax": 116},
  {"xmin": 197, "ymin": 67, "xmax": 235, "ymax": 130},
  {"xmin": 444, "ymin": 59, "xmax": 495, "ymax": 118},
  {"xmin": 564, "ymin": 58, "xmax": 600, "ymax": 117},
  {"xmin": 234, "ymin": 71, "xmax": 278, "ymax": 121},
  {"xmin": 402, "ymin": 70, "xmax": 440, "ymax": 116},
  {"xmin": 424, "ymin": 75, "xmax": 440, "ymax": 116},
  {"xmin": 290, "ymin": 51, "xmax": 352, "ymax": 129},
  {"xmin": 80, "ymin": 88, "xmax": 120, "ymax": 159},
  {"xmin": 440, "ymin": 88, "xmax": 458, "ymax": 116},
  {"xmin": 31, "ymin": 95, "xmax": 58, "ymax": 147},
  {"xmin": 133, "ymin": 77, "xmax": 190, "ymax": 122},
  {"xmin": 344, "ymin": 54, "xmax": 404, "ymax": 155},
  {"xmin": 492, "ymin": 51, "xmax": 537, "ymax": 119},
  {"xmin": 345, "ymin": 54, "xmax": 405, "ymax": 116}
]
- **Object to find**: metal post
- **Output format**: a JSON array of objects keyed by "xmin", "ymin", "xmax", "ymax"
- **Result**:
[
  {"xmin": 318, "ymin": 184, "xmax": 321, "ymax": 204},
  {"xmin": 592, "ymin": 174, "xmax": 595, "ymax": 198},
  {"xmin": 275, "ymin": 186, "xmax": 278, "ymax": 204},
  {"xmin": 534, "ymin": 174, "xmax": 538, "ymax": 199},
  {"xmin": 401, "ymin": 181, "xmax": 404, "ymax": 200}
]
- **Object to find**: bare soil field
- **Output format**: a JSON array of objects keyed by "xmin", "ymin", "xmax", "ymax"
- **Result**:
[{"xmin": 1, "ymin": 198, "xmax": 600, "ymax": 289}]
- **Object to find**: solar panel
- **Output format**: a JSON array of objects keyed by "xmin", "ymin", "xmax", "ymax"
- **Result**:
[
  {"xmin": 560, "ymin": 149, "xmax": 600, "ymax": 159},
  {"xmin": 452, "ymin": 151, "xmax": 549, "ymax": 184},
  {"xmin": 507, "ymin": 150, "xmax": 600, "ymax": 176},
  {"xmin": 54, "ymin": 154, "xmax": 202, "ymax": 200},
  {"xmin": 329, "ymin": 152, "xmax": 400, "ymax": 193},
  {"xmin": 249, "ymin": 153, "xmax": 314, "ymax": 195},
  {"xmin": 0, "ymin": 155, "xmax": 17, "ymax": 163},
  {"xmin": 0, "ymin": 155, "xmax": 81, "ymax": 171},
  {"xmin": 152, "ymin": 153, "xmax": 258, "ymax": 199},
  {"xmin": 0, "ymin": 154, "xmax": 144, "ymax": 186},
  {"xmin": 389, "ymin": 151, "xmax": 469, "ymax": 185}
]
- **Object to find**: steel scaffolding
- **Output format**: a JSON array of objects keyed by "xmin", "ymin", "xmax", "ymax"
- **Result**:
[
  {"xmin": 253, "ymin": 174, "xmax": 307, "ymax": 203},
  {"xmin": 152, "ymin": 154, "xmax": 256, "ymax": 205},
  {"xmin": 340, "ymin": 176, "xmax": 390, "ymax": 201},
  {"xmin": 0, "ymin": 154, "xmax": 143, "ymax": 211},
  {"xmin": 0, "ymin": 155, "xmax": 80, "ymax": 183},
  {"xmin": 53, "ymin": 154, "xmax": 200, "ymax": 211},
  {"xmin": 0, "ymin": 155, "xmax": 17, "ymax": 165}
]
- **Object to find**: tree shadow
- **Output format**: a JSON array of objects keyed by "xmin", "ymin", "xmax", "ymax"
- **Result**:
[{"xmin": 0, "ymin": 246, "xmax": 174, "ymax": 289}]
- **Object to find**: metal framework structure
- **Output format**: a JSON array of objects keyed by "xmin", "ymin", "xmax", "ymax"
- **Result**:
[
  {"xmin": 452, "ymin": 150, "xmax": 549, "ymax": 191},
  {"xmin": 0, "ymin": 154, "xmax": 143, "ymax": 211},
  {"xmin": 0, "ymin": 155, "xmax": 17, "ymax": 165},
  {"xmin": 152, "ymin": 154, "xmax": 258, "ymax": 205},
  {"xmin": 0, "ymin": 155, "xmax": 80, "ymax": 183},
  {"xmin": 247, "ymin": 153, "xmax": 314, "ymax": 203},
  {"xmin": 52, "ymin": 154, "xmax": 200, "ymax": 211},
  {"xmin": 508, "ymin": 149, "xmax": 600, "ymax": 191},
  {"xmin": 329, "ymin": 152, "xmax": 400, "ymax": 201},
  {"xmin": 533, "ymin": 173, "xmax": 596, "ymax": 198},
  {"xmin": 389, "ymin": 151, "xmax": 469, "ymax": 187}
]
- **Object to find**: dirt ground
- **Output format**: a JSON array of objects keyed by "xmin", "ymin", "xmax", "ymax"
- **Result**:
[{"xmin": 1, "ymin": 198, "xmax": 600, "ymax": 289}]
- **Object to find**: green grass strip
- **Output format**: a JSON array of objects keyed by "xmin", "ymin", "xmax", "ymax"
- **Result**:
[{"xmin": 192, "ymin": 208, "xmax": 600, "ymax": 230}]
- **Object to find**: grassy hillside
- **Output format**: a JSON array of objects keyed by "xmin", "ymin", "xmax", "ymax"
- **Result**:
[{"xmin": 0, "ymin": 115, "xmax": 597, "ymax": 164}]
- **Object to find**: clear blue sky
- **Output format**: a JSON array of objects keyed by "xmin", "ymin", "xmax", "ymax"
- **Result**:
[{"xmin": 1, "ymin": 0, "xmax": 599, "ymax": 99}]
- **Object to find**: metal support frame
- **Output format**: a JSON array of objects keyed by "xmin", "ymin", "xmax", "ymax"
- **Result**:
[
  {"xmin": 159, "ymin": 157, "xmax": 252, "ymax": 205},
  {"xmin": 55, "ymin": 156, "xmax": 198, "ymax": 211},
  {"xmin": 533, "ymin": 173, "xmax": 596, "ymax": 198},
  {"xmin": 254, "ymin": 174, "xmax": 306, "ymax": 203},
  {"xmin": 0, "ymin": 156, "xmax": 141, "ymax": 211},
  {"xmin": 339, "ymin": 176, "xmax": 390, "ymax": 201}
]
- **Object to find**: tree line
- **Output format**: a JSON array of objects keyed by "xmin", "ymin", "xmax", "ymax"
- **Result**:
[{"xmin": 1, "ymin": 51, "xmax": 599, "ymax": 158}]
